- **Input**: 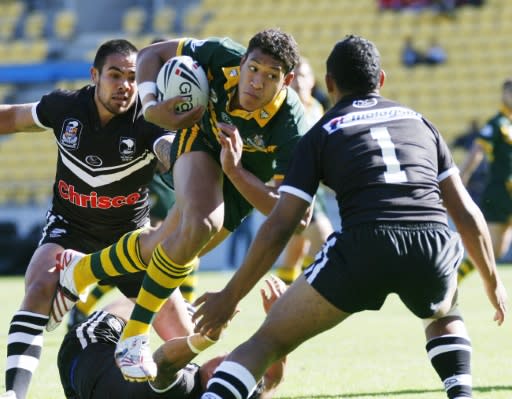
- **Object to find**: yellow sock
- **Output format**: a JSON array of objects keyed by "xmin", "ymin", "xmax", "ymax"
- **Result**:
[
  {"xmin": 457, "ymin": 258, "xmax": 475, "ymax": 283},
  {"xmin": 301, "ymin": 255, "xmax": 315, "ymax": 270},
  {"xmin": 122, "ymin": 244, "xmax": 197, "ymax": 338},
  {"xmin": 73, "ymin": 229, "xmax": 147, "ymax": 294},
  {"xmin": 275, "ymin": 265, "xmax": 300, "ymax": 285},
  {"xmin": 179, "ymin": 258, "xmax": 200, "ymax": 302}
]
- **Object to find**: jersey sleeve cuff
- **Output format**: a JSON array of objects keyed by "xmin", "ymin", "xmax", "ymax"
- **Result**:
[
  {"xmin": 278, "ymin": 185, "xmax": 314, "ymax": 204},
  {"xmin": 31, "ymin": 102, "xmax": 49, "ymax": 129},
  {"xmin": 438, "ymin": 166, "xmax": 459, "ymax": 182}
]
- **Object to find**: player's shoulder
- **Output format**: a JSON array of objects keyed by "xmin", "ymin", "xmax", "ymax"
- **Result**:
[
  {"xmin": 41, "ymin": 85, "xmax": 93, "ymax": 112},
  {"xmin": 182, "ymin": 36, "xmax": 245, "ymax": 59},
  {"xmin": 47, "ymin": 85, "xmax": 93, "ymax": 101}
]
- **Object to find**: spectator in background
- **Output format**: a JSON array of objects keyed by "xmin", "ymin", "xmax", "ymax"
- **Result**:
[
  {"xmin": 401, "ymin": 36, "xmax": 424, "ymax": 68},
  {"xmin": 424, "ymin": 38, "xmax": 447, "ymax": 65}
]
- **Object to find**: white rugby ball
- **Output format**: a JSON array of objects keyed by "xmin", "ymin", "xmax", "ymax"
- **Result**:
[{"xmin": 156, "ymin": 55, "xmax": 209, "ymax": 113}]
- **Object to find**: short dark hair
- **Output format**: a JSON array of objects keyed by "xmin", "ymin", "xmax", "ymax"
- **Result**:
[
  {"xmin": 93, "ymin": 39, "xmax": 138, "ymax": 73},
  {"xmin": 326, "ymin": 35, "xmax": 381, "ymax": 95},
  {"xmin": 246, "ymin": 28, "xmax": 300, "ymax": 74},
  {"xmin": 503, "ymin": 79, "xmax": 512, "ymax": 91}
]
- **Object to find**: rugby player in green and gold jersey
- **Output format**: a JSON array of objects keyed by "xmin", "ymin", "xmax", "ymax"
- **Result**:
[
  {"xmin": 51, "ymin": 28, "xmax": 308, "ymax": 382},
  {"xmin": 458, "ymin": 79, "xmax": 512, "ymax": 280}
]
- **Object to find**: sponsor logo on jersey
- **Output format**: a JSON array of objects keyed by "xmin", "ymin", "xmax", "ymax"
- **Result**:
[
  {"xmin": 107, "ymin": 317, "xmax": 124, "ymax": 333},
  {"xmin": 119, "ymin": 137, "xmax": 136, "ymax": 161},
  {"xmin": 353, "ymin": 98, "xmax": 378, "ymax": 108},
  {"xmin": 58, "ymin": 180, "xmax": 141, "ymax": 209},
  {"xmin": 85, "ymin": 155, "xmax": 103, "ymax": 167},
  {"xmin": 323, "ymin": 106, "xmax": 422, "ymax": 134},
  {"xmin": 60, "ymin": 119, "xmax": 82, "ymax": 149}
]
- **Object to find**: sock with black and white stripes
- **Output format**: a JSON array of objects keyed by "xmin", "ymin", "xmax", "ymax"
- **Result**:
[
  {"xmin": 5, "ymin": 311, "xmax": 48, "ymax": 399},
  {"xmin": 426, "ymin": 334, "xmax": 472, "ymax": 399},
  {"xmin": 201, "ymin": 360, "xmax": 257, "ymax": 399}
]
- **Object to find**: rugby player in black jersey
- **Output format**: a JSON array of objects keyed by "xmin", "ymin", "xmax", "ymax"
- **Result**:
[
  {"xmin": 57, "ymin": 276, "xmax": 287, "ymax": 399},
  {"xmin": 197, "ymin": 35, "xmax": 507, "ymax": 399},
  {"xmin": 0, "ymin": 39, "xmax": 178, "ymax": 399}
]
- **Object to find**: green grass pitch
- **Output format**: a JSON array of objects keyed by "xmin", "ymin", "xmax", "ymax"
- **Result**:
[{"xmin": 1, "ymin": 267, "xmax": 511, "ymax": 398}]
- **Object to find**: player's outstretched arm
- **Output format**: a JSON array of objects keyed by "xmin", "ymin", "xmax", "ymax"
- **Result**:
[
  {"xmin": 193, "ymin": 194, "xmax": 309, "ymax": 335},
  {"xmin": 441, "ymin": 173, "xmax": 507, "ymax": 325},
  {"xmin": 0, "ymin": 103, "xmax": 46, "ymax": 134}
]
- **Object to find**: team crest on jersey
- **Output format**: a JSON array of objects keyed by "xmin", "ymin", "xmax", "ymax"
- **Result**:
[
  {"xmin": 246, "ymin": 134, "xmax": 266, "ymax": 151},
  {"xmin": 119, "ymin": 137, "xmax": 136, "ymax": 161},
  {"xmin": 259, "ymin": 110, "xmax": 270, "ymax": 119},
  {"xmin": 60, "ymin": 119, "xmax": 82, "ymax": 149}
]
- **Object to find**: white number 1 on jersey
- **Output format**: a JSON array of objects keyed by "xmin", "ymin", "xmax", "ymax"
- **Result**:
[{"xmin": 370, "ymin": 127, "xmax": 407, "ymax": 183}]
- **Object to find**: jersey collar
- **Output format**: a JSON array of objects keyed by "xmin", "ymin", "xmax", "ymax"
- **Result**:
[{"xmin": 222, "ymin": 66, "xmax": 286, "ymax": 127}]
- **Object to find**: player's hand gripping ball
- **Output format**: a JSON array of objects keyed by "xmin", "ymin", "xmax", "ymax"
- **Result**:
[{"xmin": 156, "ymin": 55, "xmax": 209, "ymax": 113}]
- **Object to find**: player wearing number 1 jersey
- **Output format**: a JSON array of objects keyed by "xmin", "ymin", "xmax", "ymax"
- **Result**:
[{"xmin": 196, "ymin": 35, "xmax": 507, "ymax": 399}]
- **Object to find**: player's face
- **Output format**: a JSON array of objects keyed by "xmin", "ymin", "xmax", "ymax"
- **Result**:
[
  {"xmin": 291, "ymin": 62, "xmax": 315, "ymax": 101},
  {"xmin": 237, "ymin": 49, "xmax": 294, "ymax": 112},
  {"xmin": 93, "ymin": 52, "xmax": 137, "ymax": 116}
]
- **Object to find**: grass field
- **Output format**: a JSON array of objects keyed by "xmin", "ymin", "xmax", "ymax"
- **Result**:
[{"xmin": 1, "ymin": 267, "xmax": 511, "ymax": 399}]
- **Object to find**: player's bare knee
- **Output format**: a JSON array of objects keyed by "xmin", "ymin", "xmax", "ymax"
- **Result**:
[{"xmin": 23, "ymin": 275, "xmax": 58, "ymax": 310}]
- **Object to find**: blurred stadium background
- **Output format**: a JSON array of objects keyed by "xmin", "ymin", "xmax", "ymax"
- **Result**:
[{"xmin": 0, "ymin": 0, "xmax": 510, "ymax": 274}]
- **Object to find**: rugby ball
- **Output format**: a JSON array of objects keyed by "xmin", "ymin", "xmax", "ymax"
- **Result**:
[{"xmin": 156, "ymin": 55, "xmax": 209, "ymax": 113}]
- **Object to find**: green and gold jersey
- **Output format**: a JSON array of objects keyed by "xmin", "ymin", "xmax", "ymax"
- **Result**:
[
  {"xmin": 476, "ymin": 106, "xmax": 512, "ymax": 186},
  {"xmin": 176, "ymin": 36, "xmax": 307, "ymax": 183}
]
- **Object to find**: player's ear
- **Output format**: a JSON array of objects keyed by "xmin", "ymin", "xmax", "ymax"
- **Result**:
[
  {"xmin": 283, "ymin": 71, "xmax": 295, "ymax": 87},
  {"xmin": 325, "ymin": 72, "xmax": 335, "ymax": 94},
  {"xmin": 379, "ymin": 69, "xmax": 386, "ymax": 89},
  {"xmin": 90, "ymin": 66, "xmax": 99, "ymax": 84}
]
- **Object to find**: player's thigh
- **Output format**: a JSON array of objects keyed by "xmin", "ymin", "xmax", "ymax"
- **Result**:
[
  {"xmin": 257, "ymin": 275, "xmax": 350, "ymax": 354},
  {"xmin": 173, "ymin": 151, "xmax": 224, "ymax": 214},
  {"xmin": 22, "ymin": 243, "xmax": 63, "ymax": 310}
]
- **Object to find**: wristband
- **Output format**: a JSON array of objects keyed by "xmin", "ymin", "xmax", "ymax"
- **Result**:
[
  {"xmin": 142, "ymin": 100, "xmax": 158, "ymax": 117},
  {"xmin": 186, "ymin": 334, "xmax": 218, "ymax": 354},
  {"xmin": 186, "ymin": 336, "xmax": 202, "ymax": 354},
  {"xmin": 138, "ymin": 81, "xmax": 158, "ymax": 102}
]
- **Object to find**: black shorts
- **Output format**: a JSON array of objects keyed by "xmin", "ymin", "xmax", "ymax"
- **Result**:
[
  {"xmin": 58, "ymin": 340, "xmax": 202, "ymax": 399},
  {"xmin": 304, "ymin": 222, "xmax": 463, "ymax": 318},
  {"xmin": 39, "ymin": 210, "xmax": 147, "ymax": 298}
]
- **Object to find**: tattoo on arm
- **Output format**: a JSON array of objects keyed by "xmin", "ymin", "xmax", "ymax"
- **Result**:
[{"xmin": 154, "ymin": 135, "xmax": 174, "ymax": 172}]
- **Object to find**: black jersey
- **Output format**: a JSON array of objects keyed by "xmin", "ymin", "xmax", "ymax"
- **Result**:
[
  {"xmin": 33, "ymin": 85, "xmax": 171, "ymax": 238},
  {"xmin": 279, "ymin": 95, "xmax": 457, "ymax": 229},
  {"xmin": 58, "ymin": 311, "xmax": 203, "ymax": 399}
]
